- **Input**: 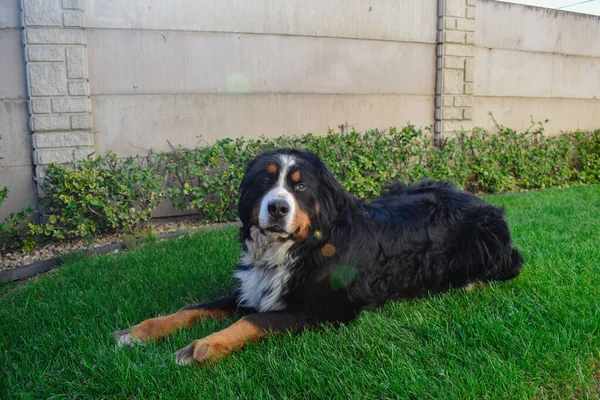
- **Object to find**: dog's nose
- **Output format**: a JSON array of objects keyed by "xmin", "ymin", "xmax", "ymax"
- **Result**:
[{"xmin": 267, "ymin": 200, "xmax": 290, "ymax": 218}]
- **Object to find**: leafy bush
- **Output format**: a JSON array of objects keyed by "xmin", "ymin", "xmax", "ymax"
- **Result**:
[
  {"xmin": 1, "ymin": 206, "xmax": 36, "ymax": 253},
  {"xmin": 0, "ymin": 186, "xmax": 7, "ymax": 208},
  {"xmin": 451, "ymin": 124, "xmax": 575, "ymax": 193},
  {"xmin": 0, "ymin": 135, "xmax": 36, "ymax": 252},
  {"xmin": 28, "ymin": 153, "xmax": 168, "ymax": 240},
  {"xmin": 156, "ymin": 138, "xmax": 260, "ymax": 222},
  {"xmin": 569, "ymin": 130, "xmax": 600, "ymax": 184},
  {"xmin": 155, "ymin": 124, "xmax": 596, "ymax": 223},
  {"xmin": 5, "ymin": 124, "xmax": 599, "ymax": 249}
]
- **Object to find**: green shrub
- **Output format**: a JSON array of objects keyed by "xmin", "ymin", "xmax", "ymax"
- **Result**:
[
  {"xmin": 12, "ymin": 124, "xmax": 600, "ymax": 248},
  {"xmin": 0, "ymin": 206, "xmax": 36, "ymax": 253},
  {"xmin": 0, "ymin": 135, "xmax": 36, "ymax": 252},
  {"xmin": 570, "ymin": 130, "xmax": 600, "ymax": 184},
  {"xmin": 157, "ymin": 138, "xmax": 259, "ymax": 222},
  {"xmin": 452, "ymin": 124, "xmax": 575, "ymax": 193},
  {"xmin": 157, "ymin": 125, "xmax": 429, "ymax": 216},
  {"xmin": 0, "ymin": 187, "xmax": 7, "ymax": 208},
  {"xmin": 154, "ymin": 124, "xmax": 598, "ymax": 223},
  {"xmin": 29, "ymin": 153, "xmax": 168, "ymax": 240}
]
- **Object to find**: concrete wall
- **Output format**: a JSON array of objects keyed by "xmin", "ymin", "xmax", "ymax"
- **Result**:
[
  {"xmin": 84, "ymin": 0, "xmax": 438, "ymax": 156},
  {"xmin": 0, "ymin": 0, "xmax": 38, "ymax": 220},
  {"xmin": 474, "ymin": 0, "xmax": 600, "ymax": 133},
  {"xmin": 2, "ymin": 0, "xmax": 600, "ymax": 220}
]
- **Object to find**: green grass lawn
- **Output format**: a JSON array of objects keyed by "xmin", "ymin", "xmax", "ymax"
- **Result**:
[{"xmin": 2, "ymin": 185, "xmax": 599, "ymax": 399}]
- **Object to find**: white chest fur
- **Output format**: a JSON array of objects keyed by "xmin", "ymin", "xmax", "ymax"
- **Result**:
[
  {"xmin": 234, "ymin": 228, "xmax": 295, "ymax": 312},
  {"xmin": 235, "ymin": 266, "xmax": 291, "ymax": 312}
]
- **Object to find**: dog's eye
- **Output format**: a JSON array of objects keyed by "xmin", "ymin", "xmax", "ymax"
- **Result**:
[
  {"xmin": 294, "ymin": 183, "xmax": 306, "ymax": 192},
  {"xmin": 261, "ymin": 178, "xmax": 271, "ymax": 185}
]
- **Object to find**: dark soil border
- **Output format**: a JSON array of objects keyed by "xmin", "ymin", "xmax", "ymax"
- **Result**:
[{"xmin": 0, "ymin": 222, "xmax": 241, "ymax": 283}]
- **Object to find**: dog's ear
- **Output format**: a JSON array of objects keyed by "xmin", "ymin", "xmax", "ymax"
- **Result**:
[
  {"xmin": 237, "ymin": 155, "xmax": 258, "ymax": 242},
  {"xmin": 238, "ymin": 154, "xmax": 259, "ymax": 199},
  {"xmin": 314, "ymin": 160, "xmax": 350, "ymax": 228},
  {"xmin": 242, "ymin": 154, "xmax": 258, "ymax": 178},
  {"xmin": 244, "ymin": 154, "xmax": 258, "ymax": 173}
]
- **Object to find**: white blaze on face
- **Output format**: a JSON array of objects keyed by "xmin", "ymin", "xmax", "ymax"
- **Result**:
[
  {"xmin": 258, "ymin": 155, "xmax": 297, "ymax": 233},
  {"xmin": 238, "ymin": 155, "xmax": 299, "ymax": 312}
]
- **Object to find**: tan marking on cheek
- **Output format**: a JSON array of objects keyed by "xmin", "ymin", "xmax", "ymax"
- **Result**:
[
  {"xmin": 267, "ymin": 164, "xmax": 277, "ymax": 174},
  {"xmin": 291, "ymin": 171, "xmax": 301, "ymax": 182},
  {"xmin": 128, "ymin": 309, "xmax": 231, "ymax": 342},
  {"xmin": 321, "ymin": 243, "xmax": 336, "ymax": 257},
  {"xmin": 291, "ymin": 199, "xmax": 311, "ymax": 239}
]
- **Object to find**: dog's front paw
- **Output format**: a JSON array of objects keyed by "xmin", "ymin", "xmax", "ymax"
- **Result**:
[
  {"xmin": 175, "ymin": 339, "xmax": 226, "ymax": 366},
  {"xmin": 114, "ymin": 328, "xmax": 143, "ymax": 347},
  {"xmin": 175, "ymin": 317, "xmax": 264, "ymax": 366},
  {"xmin": 174, "ymin": 341, "xmax": 198, "ymax": 366}
]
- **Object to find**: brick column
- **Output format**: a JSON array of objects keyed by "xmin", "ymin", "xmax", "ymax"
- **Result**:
[
  {"xmin": 435, "ymin": 0, "xmax": 475, "ymax": 138},
  {"xmin": 21, "ymin": 0, "xmax": 94, "ymax": 179}
]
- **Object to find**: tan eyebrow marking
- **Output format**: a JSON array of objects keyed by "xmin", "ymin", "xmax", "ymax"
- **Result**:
[
  {"xmin": 291, "ymin": 171, "xmax": 301, "ymax": 182},
  {"xmin": 267, "ymin": 164, "xmax": 277, "ymax": 174}
]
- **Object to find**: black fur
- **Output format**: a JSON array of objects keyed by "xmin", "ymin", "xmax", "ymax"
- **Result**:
[{"xmin": 207, "ymin": 149, "xmax": 524, "ymax": 331}]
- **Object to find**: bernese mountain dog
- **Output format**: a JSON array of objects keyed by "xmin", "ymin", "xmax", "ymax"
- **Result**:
[{"xmin": 115, "ymin": 149, "xmax": 524, "ymax": 365}]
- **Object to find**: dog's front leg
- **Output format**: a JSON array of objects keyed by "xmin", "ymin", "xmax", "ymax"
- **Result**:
[
  {"xmin": 175, "ymin": 311, "xmax": 304, "ymax": 366},
  {"xmin": 114, "ymin": 296, "xmax": 238, "ymax": 346}
]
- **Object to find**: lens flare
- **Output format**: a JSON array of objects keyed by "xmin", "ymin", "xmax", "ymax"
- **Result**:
[
  {"xmin": 227, "ymin": 72, "xmax": 251, "ymax": 93},
  {"xmin": 330, "ymin": 265, "xmax": 359, "ymax": 291}
]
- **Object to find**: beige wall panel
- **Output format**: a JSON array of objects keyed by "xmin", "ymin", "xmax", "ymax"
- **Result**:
[
  {"xmin": 0, "ymin": 101, "xmax": 33, "ymax": 222},
  {"xmin": 0, "ymin": 100, "xmax": 31, "ymax": 168},
  {"xmin": 0, "ymin": 0, "xmax": 20, "ymax": 28},
  {"xmin": 0, "ymin": 26, "xmax": 34, "ymax": 220},
  {"xmin": 92, "ymin": 93, "xmax": 435, "ymax": 157},
  {"xmin": 87, "ymin": 30, "xmax": 436, "ymax": 96},
  {"xmin": 477, "ymin": 0, "xmax": 600, "ymax": 58},
  {"xmin": 0, "ymin": 29, "xmax": 27, "ymax": 99},
  {"xmin": 86, "ymin": 0, "xmax": 437, "ymax": 44},
  {"xmin": 473, "ymin": 96, "xmax": 600, "ymax": 135},
  {"xmin": 0, "ymin": 18, "xmax": 36, "ymax": 221},
  {"xmin": 0, "ymin": 166, "xmax": 38, "ymax": 221},
  {"xmin": 474, "ymin": 47, "xmax": 600, "ymax": 99}
]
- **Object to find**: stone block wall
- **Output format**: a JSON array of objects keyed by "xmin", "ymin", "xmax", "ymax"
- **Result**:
[
  {"xmin": 22, "ymin": 0, "xmax": 94, "ymax": 179},
  {"xmin": 435, "ymin": 0, "xmax": 476, "ymax": 137}
]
